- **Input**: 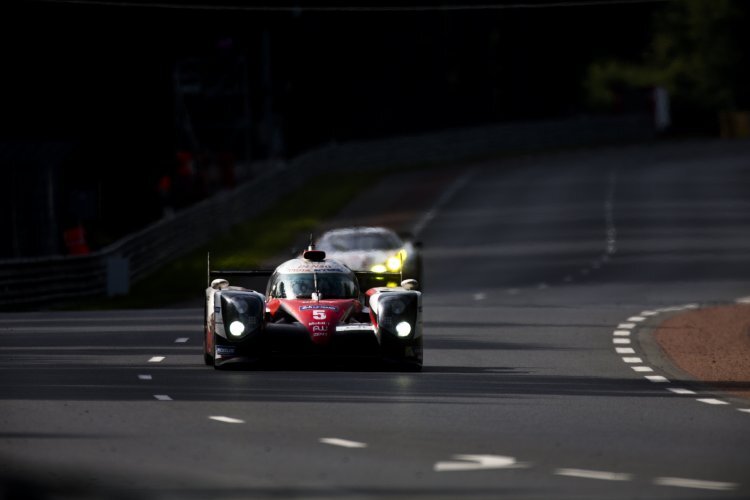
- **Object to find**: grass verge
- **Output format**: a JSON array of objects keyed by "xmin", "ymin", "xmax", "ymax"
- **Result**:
[{"xmin": 67, "ymin": 170, "xmax": 386, "ymax": 310}]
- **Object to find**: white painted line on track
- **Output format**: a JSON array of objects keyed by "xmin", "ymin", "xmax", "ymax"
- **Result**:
[
  {"xmin": 154, "ymin": 395, "xmax": 172, "ymax": 401},
  {"xmin": 613, "ymin": 330, "xmax": 631, "ymax": 336},
  {"xmin": 631, "ymin": 366, "xmax": 653, "ymax": 373},
  {"xmin": 554, "ymin": 468, "xmax": 631, "ymax": 481},
  {"xmin": 617, "ymin": 323, "xmax": 636, "ymax": 329},
  {"xmin": 319, "ymin": 438, "xmax": 367, "ymax": 449},
  {"xmin": 735, "ymin": 296, "xmax": 750, "ymax": 304},
  {"xmin": 209, "ymin": 416, "xmax": 245, "ymax": 424},
  {"xmin": 640, "ymin": 311, "xmax": 658, "ymax": 316},
  {"xmin": 613, "ymin": 338, "xmax": 631, "ymax": 344},
  {"xmin": 622, "ymin": 357, "xmax": 642, "ymax": 364},
  {"xmin": 644, "ymin": 375, "xmax": 669, "ymax": 383},
  {"xmin": 138, "ymin": 374, "xmax": 152, "ymax": 380},
  {"xmin": 668, "ymin": 388, "xmax": 696, "ymax": 395},
  {"xmin": 738, "ymin": 409, "xmax": 750, "ymax": 413},
  {"xmin": 627, "ymin": 316, "xmax": 646, "ymax": 322},
  {"xmin": 654, "ymin": 477, "xmax": 737, "ymax": 491},
  {"xmin": 696, "ymin": 398, "xmax": 729, "ymax": 405},
  {"xmin": 434, "ymin": 455, "xmax": 527, "ymax": 472},
  {"xmin": 174, "ymin": 337, "xmax": 189, "ymax": 343},
  {"xmin": 473, "ymin": 293, "xmax": 486, "ymax": 301},
  {"xmin": 148, "ymin": 356, "xmax": 165, "ymax": 363},
  {"xmin": 615, "ymin": 347, "xmax": 635, "ymax": 354}
]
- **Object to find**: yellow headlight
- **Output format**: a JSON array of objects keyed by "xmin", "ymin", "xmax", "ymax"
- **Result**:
[
  {"xmin": 386, "ymin": 256, "xmax": 402, "ymax": 272},
  {"xmin": 371, "ymin": 264, "xmax": 387, "ymax": 273}
]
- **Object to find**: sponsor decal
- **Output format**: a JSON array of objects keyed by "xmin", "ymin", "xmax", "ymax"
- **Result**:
[
  {"xmin": 214, "ymin": 306, "xmax": 221, "ymax": 313},
  {"xmin": 335, "ymin": 324, "xmax": 376, "ymax": 332},
  {"xmin": 299, "ymin": 305, "xmax": 339, "ymax": 311},
  {"xmin": 216, "ymin": 346, "xmax": 236, "ymax": 355}
]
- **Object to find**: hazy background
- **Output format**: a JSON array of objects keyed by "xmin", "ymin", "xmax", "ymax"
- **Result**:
[{"xmin": 1, "ymin": 0, "xmax": 748, "ymax": 259}]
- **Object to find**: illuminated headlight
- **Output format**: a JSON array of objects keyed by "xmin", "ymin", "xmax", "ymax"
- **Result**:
[
  {"xmin": 229, "ymin": 321, "xmax": 245, "ymax": 337},
  {"xmin": 386, "ymin": 256, "xmax": 402, "ymax": 272},
  {"xmin": 395, "ymin": 321, "xmax": 412, "ymax": 337},
  {"xmin": 371, "ymin": 264, "xmax": 387, "ymax": 273}
]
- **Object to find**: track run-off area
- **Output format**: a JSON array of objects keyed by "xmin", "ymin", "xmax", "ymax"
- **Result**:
[{"xmin": 2, "ymin": 139, "xmax": 750, "ymax": 499}]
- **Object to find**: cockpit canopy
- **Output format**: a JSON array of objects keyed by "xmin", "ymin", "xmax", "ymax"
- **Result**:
[{"xmin": 266, "ymin": 271, "xmax": 359, "ymax": 299}]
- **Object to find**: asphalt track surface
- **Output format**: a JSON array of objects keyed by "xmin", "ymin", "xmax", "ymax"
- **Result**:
[{"xmin": 2, "ymin": 139, "xmax": 750, "ymax": 500}]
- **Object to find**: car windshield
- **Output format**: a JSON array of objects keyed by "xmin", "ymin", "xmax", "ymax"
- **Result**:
[
  {"xmin": 318, "ymin": 231, "xmax": 402, "ymax": 252},
  {"xmin": 267, "ymin": 272, "xmax": 359, "ymax": 299}
]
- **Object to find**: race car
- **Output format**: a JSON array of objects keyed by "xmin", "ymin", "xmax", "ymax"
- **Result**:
[
  {"xmin": 203, "ymin": 245, "xmax": 423, "ymax": 371},
  {"xmin": 313, "ymin": 226, "xmax": 423, "ymax": 286}
]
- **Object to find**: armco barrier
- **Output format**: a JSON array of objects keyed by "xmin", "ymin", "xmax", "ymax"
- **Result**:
[{"xmin": 0, "ymin": 114, "xmax": 654, "ymax": 311}]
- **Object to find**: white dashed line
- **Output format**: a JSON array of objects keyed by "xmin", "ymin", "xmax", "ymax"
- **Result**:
[
  {"xmin": 696, "ymin": 398, "xmax": 729, "ymax": 405},
  {"xmin": 631, "ymin": 366, "xmax": 653, "ymax": 373},
  {"xmin": 613, "ymin": 330, "xmax": 631, "ymax": 336},
  {"xmin": 154, "ymin": 395, "xmax": 172, "ymax": 401},
  {"xmin": 654, "ymin": 477, "xmax": 737, "ymax": 491},
  {"xmin": 615, "ymin": 347, "xmax": 635, "ymax": 354},
  {"xmin": 138, "ymin": 374, "xmax": 153, "ymax": 380},
  {"xmin": 622, "ymin": 357, "xmax": 642, "ymax": 363},
  {"xmin": 319, "ymin": 438, "xmax": 367, "ymax": 449},
  {"xmin": 148, "ymin": 356, "xmax": 165, "ymax": 363},
  {"xmin": 644, "ymin": 375, "xmax": 669, "ymax": 383},
  {"xmin": 627, "ymin": 316, "xmax": 646, "ymax": 322},
  {"xmin": 668, "ymin": 388, "xmax": 696, "ymax": 395},
  {"xmin": 555, "ymin": 468, "xmax": 631, "ymax": 482},
  {"xmin": 174, "ymin": 337, "xmax": 189, "ymax": 343},
  {"xmin": 434, "ymin": 454, "xmax": 527, "ymax": 472},
  {"xmin": 473, "ymin": 293, "xmax": 486, "ymax": 301},
  {"xmin": 738, "ymin": 409, "xmax": 750, "ymax": 413},
  {"xmin": 617, "ymin": 323, "xmax": 636, "ymax": 329},
  {"xmin": 613, "ymin": 338, "xmax": 630, "ymax": 344},
  {"xmin": 640, "ymin": 311, "xmax": 658, "ymax": 316},
  {"xmin": 209, "ymin": 416, "xmax": 245, "ymax": 424}
]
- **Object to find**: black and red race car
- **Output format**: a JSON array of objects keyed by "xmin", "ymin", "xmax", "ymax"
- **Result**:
[{"xmin": 203, "ymin": 245, "xmax": 423, "ymax": 371}]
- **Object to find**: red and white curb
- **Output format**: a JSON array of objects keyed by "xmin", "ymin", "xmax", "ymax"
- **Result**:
[{"xmin": 613, "ymin": 302, "xmax": 750, "ymax": 414}]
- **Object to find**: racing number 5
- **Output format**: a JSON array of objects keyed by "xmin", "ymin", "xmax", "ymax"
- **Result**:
[{"xmin": 312, "ymin": 310, "xmax": 327, "ymax": 320}]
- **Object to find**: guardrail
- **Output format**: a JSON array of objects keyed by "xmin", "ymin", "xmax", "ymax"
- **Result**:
[{"xmin": 0, "ymin": 114, "xmax": 654, "ymax": 311}]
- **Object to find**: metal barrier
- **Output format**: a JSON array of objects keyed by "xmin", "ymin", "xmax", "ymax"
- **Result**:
[{"xmin": 0, "ymin": 114, "xmax": 654, "ymax": 311}]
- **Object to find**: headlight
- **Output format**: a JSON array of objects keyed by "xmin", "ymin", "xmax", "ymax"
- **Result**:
[
  {"xmin": 386, "ymin": 256, "xmax": 402, "ymax": 272},
  {"xmin": 229, "ymin": 321, "xmax": 245, "ymax": 337},
  {"xmin": 395, "ymin": 321, "xmax": 412, "ymax": 337},
  {"xmin": 371, "ymin": 264, "xmax": 387, "ymax": 273}
]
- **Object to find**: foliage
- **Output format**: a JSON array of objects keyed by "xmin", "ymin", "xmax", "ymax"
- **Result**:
[{"xmin": 586, "ymin": 0, "xmax": 744, "ymax": 113}]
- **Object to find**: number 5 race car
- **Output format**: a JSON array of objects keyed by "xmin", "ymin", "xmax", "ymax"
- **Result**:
[{"xmin": 203, "ymin": 245, "xmax": 423, "ymax": 371}]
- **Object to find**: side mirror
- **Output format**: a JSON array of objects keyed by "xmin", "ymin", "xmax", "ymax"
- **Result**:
[{"xmin": 401, "ymin": 279, "xmax": 419, "ymax": 290}]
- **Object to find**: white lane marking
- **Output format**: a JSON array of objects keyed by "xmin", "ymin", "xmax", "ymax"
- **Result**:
[
  {"xmin": 209, "ymin": 416, "xmax": 245, "ymax": 424},
  {"xmin": 668, "ymin": 388, "xmax": 696, "ymax": 395},
  {"xmin": 411, "ymin": 169, "xmax": 475, "ymax": 236},
  {"xmin": 615, "ymin": 347, "xmax": 635, "ymax": 354},
  {"xmin": 434, "ymin": 454, "xmax": 527, "ymax": 472},
  {"xmin": 613, "ymin": 338, "xmax": 631, "ymax": 344},
  {"xmin": 622, "ymin": 357, "xmax": 642, "ymax": 364},
  {"xmin": 631, "ymin": 366, "xmax": 653, "ymax": 373},
  {"xmin": 148, "ymin": 356, "xmax": 165, "ymax": 363},
  {"xmin": 696, "ymin": 398, "xmax": 729, "ymax": 405},
  {"xmin": 154, "ymin": 395, "xmax": 172, "ymax": 401},
  {"xmin": 174, "ymin": 337, "xmax": 189, "ymax": 343},
  {"xmin": 473, "ymin": 293, "xmax": 486, "ymax": 301},
  {"xmin": 627, "ymin": 316, "xmax": 646, "ymax": 322},
  {"xmin": 738, "ymin": 409, "xmax": 750, "ymax": 413},
  {"xmin": 735, "ymin": 296, "xmax": 750, "ymax": 304},
  {"xmin": 613, "ymin": 330, "xmax": 631, "ymax": 336},
  {"xmin": 319, "ymin": 438, "xmax": 367, "ymax": 449},
  {"xmin": 617, "ymin": 323, "xmax": 636, "ymax": 329},
  {"xmin": 555, "ymin": 468, "xmax": 631, "ymax": 481},
  {"xmin": 138, "ymin": 374, "xmax": 153, "ymax": 380},
  {"xmin": 645, "ymin": 375, "xmax": 669, "ymax": 383},
  {"xmin": 654, "ymin": 477, "xmax": 737, "ymax": 491},
  {"xmin": 640, "ymin": 311, "xmax": 658, "ymax": 316}
]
